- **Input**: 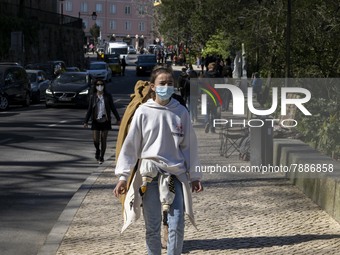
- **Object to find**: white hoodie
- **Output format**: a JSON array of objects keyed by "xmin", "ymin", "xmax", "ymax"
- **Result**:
[{"xmin": 115, "ymin": 98, "xmax": 202, "ymax": 182}]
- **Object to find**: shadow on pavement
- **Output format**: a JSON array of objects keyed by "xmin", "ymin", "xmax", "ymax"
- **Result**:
[{"xmin": 182, "ymin": 234, "xmax": 340, "ymax": 252}]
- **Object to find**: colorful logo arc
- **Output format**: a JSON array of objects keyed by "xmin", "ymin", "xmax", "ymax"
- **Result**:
[{"xmin": 199, "ymin": 83, "xmax": 223, "ymax": 107}]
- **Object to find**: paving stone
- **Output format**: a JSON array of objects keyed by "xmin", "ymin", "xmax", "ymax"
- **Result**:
[{"xmin": 55, "ymin": 112, "xmax": 340, "ymax": 255}]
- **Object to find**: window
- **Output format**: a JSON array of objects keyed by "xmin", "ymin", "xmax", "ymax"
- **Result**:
[
  {"xmin": 65, "ymin": 1, "xmax": 72, "ymax": 12},
  {"xmin": 96, "ymin": 3, "xmax": 103, "ymax": 13},
  {"xmin": 138, "ymin": 5, "xmax": 147, "ymax": 16},
  {"xmin": 96, "ymin": 19, "xmax": 103, "ymax": 28},
  {"xmin": 139, "ymin": 22, "xmax": 145, "ymax": 32},
  {"xmin": 80, "ymin": 2, "xmax": 88, "ymax": 13},
  {"xmin": 110, "ymin": 20, "xmax": 116, "ymax": 30},
  {"xmin": 125, "ymin": 21, "xmax": 131, "ymax": 31},
  {"xmin": 82, "ymin": 20, "xmax": 88, "ymax": 29},
  {"xmin": 110, "ymin": 4, "xmax": 116, "ymax": 14},
  {"xmin": 125, "ymin": 6, "xmax": 131, "ymax": 15}
]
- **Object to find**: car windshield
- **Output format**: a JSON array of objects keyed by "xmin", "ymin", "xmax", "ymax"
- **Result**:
[
  {"xmin": 57, "ymin": 73, "xmax": 87, "ymax": 84},
  {"xmin": 139, "ymin": 56, "xmax": 156, "ymax": 63},
  {"xmin": 27, "ymin": 73, "xmax": 37, "ymax": 82},
  {"xmin": 89, "ymin": 63, "xmax": 106, "ymax": 70}
]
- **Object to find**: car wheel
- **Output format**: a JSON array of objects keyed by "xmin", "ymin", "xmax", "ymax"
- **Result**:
[
  {"xmin": 23, "ymin": 93, "xmax": 30, "ymax": 107},
  {"xmin": 0, "ymin": 94, "xmax": 9, "ymax": 110}
]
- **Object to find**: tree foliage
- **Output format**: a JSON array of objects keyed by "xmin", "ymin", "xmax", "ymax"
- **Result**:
[
  {"xmin": 202, "ymin": 30, "xmax": 230, "ymax": 59},
  {"xmin": 89, "ymin": 23, "xmax": 100, "ymax": 43},
  {"xmin": 157, "ymin": 0, "xmax": 340, "ymax": 158}
]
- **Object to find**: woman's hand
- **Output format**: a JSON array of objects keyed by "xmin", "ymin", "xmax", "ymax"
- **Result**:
[
  {"xmin": 191, "ymin": 180, "xmax": 203, "ymax": 193},
  {"xmin": 113, "ymin": 180, "xmax": 127, "ymax": 197},
  {"xmin": 83, "ymin": 123, "xmax": 88, "ymax": 128}
]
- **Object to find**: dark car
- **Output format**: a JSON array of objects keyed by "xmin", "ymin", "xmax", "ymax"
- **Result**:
[
  {"xmin": 47, "ymin": 60, "xmax": 66, "ymax": 75},
  {"xmin": 45, "ymin": 72, "xmax": 92, "ymax": 108},
  {"xmin": 0, "ymin": 64, "xmax": 31, "ymax": 110},
  {"xmin": 26, "ymin": 69, "xmax": 51, "ymax": 103},
  {"xmin": 25, "ymin": 63, "xmax": 54, "ymax": 80},
  {"xmin": 135, "ymin": 54, "xmax": 157, "ymax": 76},
  {"xmin": 65, "ymin": 67, "xmax": 80, "ymax": 72},
  {"xmin": 128, "ymin": 45, "xmax": 137, "ymax": 54}
]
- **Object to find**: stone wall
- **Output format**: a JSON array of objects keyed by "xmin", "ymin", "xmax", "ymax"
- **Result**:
[
  {"xmin": 274, "ymin": 139, "xmax": 340, "ymax": 223},
  {"xmin": 0, "ymin": 2, "xmax": 85, "ymax": 68}
]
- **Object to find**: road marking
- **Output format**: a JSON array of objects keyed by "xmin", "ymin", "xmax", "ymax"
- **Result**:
[{"xmin": 48, "ymin": 120, "xmax": 68, "ymax": 127}]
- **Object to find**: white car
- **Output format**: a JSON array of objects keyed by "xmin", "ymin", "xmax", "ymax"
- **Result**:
[{"xmin": 87, "ymin": 61, "xmax": 112, "ymax": 82}]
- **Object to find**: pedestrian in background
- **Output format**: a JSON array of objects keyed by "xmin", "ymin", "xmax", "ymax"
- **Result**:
[
  {"xmin": 251, "ymin": 72, "xmax": 263, "ymax": 102},
  {"xmin": 200, "ymin": 56, "xmax": 205, "ymax": 74},
  {"xmin": 84, "ymin": 79, "xmax": 121, "ymax": 164},
  {"xmin": 113, "ymin": 66, "xmax": 203, "ymax": 255},
  {"xmin": 203, "ymin": 62, "xmax": 219, "ymax": 133},
  {"xmin": 121, "ymin": 56, "xmax": 127, "ymax": 76}
]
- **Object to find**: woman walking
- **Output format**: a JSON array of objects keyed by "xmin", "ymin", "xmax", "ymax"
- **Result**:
[
  {"xmin": 84, "ymin": 79, "xmax": 121, "ymax": 164},
  {"xmin": 113, "ymin": 66, "xmax": 203, "ymax": 255}
]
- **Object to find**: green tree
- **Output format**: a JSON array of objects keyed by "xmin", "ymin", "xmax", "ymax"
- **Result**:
[
  {"xmin": 89, "ymin": 23, "xmax": 100, "ymax": 43},
  {"xmin": 202, "ymin": 30, "xmax": 230, "ymax": 59}
]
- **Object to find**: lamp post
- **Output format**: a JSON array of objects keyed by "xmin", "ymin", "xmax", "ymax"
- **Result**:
[
  {"xmin": 60, "ymin": 0, "xmax": 64, "ymax": 24},
  {"xmin": 285, "ymin": 0, "xmax": 292, "ymax": 85}
]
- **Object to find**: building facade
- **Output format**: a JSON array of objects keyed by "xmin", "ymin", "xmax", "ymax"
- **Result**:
[
  {"xmin": 61, "ymin": 0, "xmax": 154, "ymax": 47},
  {"xmin": 0, "ymin": 0, "xmax": 84, "ymax": 67}
]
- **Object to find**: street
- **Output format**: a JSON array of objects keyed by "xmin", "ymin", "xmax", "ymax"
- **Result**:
[{"xmin": 0, "ymin": 64, "xmax": 142, "ymax": 255}]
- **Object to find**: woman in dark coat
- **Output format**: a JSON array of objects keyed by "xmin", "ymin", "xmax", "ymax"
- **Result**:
[{"xmin": 84, "ymin": 79, "xmax": 121, "ymax": 164}]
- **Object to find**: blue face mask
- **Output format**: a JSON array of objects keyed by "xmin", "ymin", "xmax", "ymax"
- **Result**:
[{"xmin": 155, "ymin": 85, "xmax": 174, "ymax": 101}]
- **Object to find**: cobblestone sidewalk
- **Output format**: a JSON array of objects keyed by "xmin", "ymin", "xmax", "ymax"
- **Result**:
[{"xmin": 55, "ymin": 126, "xmax": 340, "ymax": 255}]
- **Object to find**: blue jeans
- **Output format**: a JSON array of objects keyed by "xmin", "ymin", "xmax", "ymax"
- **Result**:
[{"xmin": 142, "ymin": 176, "xmax": 184, "ymax": 255}]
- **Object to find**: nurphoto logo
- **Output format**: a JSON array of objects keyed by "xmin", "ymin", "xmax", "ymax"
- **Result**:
[{"xmin": 198, "ymin": 81, "xmax": 312, "ymax": 128}]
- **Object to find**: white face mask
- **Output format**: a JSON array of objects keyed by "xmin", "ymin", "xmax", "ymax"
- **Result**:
[{"xmin": 96, "ymin": 85, "xmax": 104, "ymax": 92}]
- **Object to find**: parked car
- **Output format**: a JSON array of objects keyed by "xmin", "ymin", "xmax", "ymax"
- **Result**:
[
  {"xmin": 26, "ymin": 69, "xmax": 51, "ymax": 103},
  {"xmin": 106, "ymin": 55, "xmax": 122, "ymax": 75},
  {"xmin": 0, "ymin": 64, "xmax": 30, "ymax": 110},
  {"xmin": 87, "ymin": 61, "xmax": 112, "ymax": 81},
  {"xmin": 25, "ymin": 63, "xmax": 54, "ymax": 80},
  {"xmin": 45, "ymin": 72, "xmax": 92, "ymax": 108},
  {"xmin": 128, "ymin": 45, "xmax": 137, "ymax": 54},
  {"xmin": 65, "ymin": 66, "xmax": 80, "ymax": 72},
  {"xmin": 45, "ymin": 60, "xmax": 66, "ymax": 79},
  {"xmin": 147, "ymin": 44, "xmax": 162, "ymax": 54},
  {"xmin": 135, "ymin": 54, "xmax": 157, "ymax": 76}
]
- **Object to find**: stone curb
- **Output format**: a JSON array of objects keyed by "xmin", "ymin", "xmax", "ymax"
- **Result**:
[{"xmin": 37, "ymin": 160, "xmax": 112, "ymax": 255}]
